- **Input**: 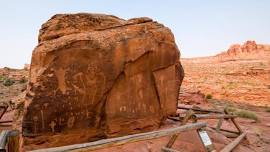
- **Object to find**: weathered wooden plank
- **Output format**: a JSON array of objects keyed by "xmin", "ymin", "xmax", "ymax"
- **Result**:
[
  {"xmin": 8, "ymin": 130, "xmax": 20, "ymax": 152},
  {"xmin": 224, "ymin": 109, "xmax": 243, "ymax": 133},
  {"xmin": 167, "ymin": 116, "xmax": 180, "ymax": 121},
  {"xmin": 0, "ymin": 106, "xmax": 8, "ymax": 120},
  {"xmin": 29, "ymin": 122, "xmax": 207, "ymax": 152},
  {"xmin": 219, "ymin": 132, "xmax": 239, "ymax": 138},
  {"xmin": 162, "ymin": 147, "xmax": 181, "ymax": 152},
  {"xmin": 166, "ymin": 110, "xmax": 195, "ymax": 148},
  {"xmin": 193, "ymin": 114, "xmax": 237, "ymax": 120},
  {"xmin": 215, "ymin": 118, "xmax": 224, "ymax": 132},
  {"xmin": 0, "ymin": 120, "xmax": 13, "ymax": 124},
  {"xmin": 209, "ymin": 127, "xmax": 240, "ymax": 135},
  {"xmin": 178, "ymin": 106, "xmax": 223, "ymax": 114},
  {"xmin": 230, "ymin": 118, "xmax": 243, "ymax": 133},
  {"xmin": 0, "ymin": 130, "xmax": 9, "ymax": 150},
  {"xmin": 220, "ymin": 132, "xmax": 247, "ymax": 152}
]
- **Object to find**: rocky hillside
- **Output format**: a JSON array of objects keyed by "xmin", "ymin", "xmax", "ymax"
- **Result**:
[
  {"xmin": 0, "ymin": 67, "xmax": 28, "ymax": 104},
  {"xmin": 184, "ymin": 41, "xmax": 270, "ymax": 63},
  {"xmin": 181, "ymin": 41, "xmax": 270, "ymax": 107}
]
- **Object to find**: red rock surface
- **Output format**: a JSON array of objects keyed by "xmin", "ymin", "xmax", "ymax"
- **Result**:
[
  {"xmin": 179, "ymin": 90, "xmax": 207, "ymax": 105},
  {"xmin": 21, "ymin": 13, "xmax": 184, "ymax": 150}
]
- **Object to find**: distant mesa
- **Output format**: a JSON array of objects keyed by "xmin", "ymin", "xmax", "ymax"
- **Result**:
[
  {"xmin": 182, "ymin": 40, "xmax": 270, "ymax": 63},
  {"xmin": 215, "ymin": 40, "xmax": 270, "ymax": 61}
]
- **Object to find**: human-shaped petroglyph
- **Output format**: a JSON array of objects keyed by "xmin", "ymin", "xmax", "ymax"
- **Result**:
[
  {"xmin": 49, "ymin": 120, "xmax": 56, "ymax": 133},
  {"xmin": 67, "ymin": 114, "xmax": 75, "ymax": 128},
  {"xmin": 33, "ymin": 116, "xmax": 38, "ymax": 134},
  {"xmin": 86, "ymin": 63, "xmax": 100, "ymax": 104},
  {"xmin": 41, "ymin": 109, "xmax": 45, "ymax": 130}
]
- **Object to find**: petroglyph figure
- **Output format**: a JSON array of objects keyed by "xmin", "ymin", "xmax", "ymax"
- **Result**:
[
  {"xmin": 49, "ymin": 121, "xmax": 56, "ymax": 133},
  {"xmin": 33, "ymin": 116, "xmax": 38, "ymax": 134},
  {"xmin": 67, "ymin": 115, "xmax": 75, "ymax": 128}
]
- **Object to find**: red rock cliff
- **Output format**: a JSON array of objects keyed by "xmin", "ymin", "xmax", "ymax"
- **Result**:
[{"xmin": 215, "ymin": 40, "xmax": 270, "ymax": 61}]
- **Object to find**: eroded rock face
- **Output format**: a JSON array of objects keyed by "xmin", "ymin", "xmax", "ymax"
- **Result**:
[
  {"xmin": 215, "ymin": 40, "xmax": 270, "ymax": 61},
  {"xmin": 22, "ymin": 13, "xmax": 184, "ymax": 149}
]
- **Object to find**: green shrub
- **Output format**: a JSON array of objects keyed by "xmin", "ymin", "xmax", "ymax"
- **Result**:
[
  {"xmin": 235, "ymin": 110, "xmax": 258, "ymax": 121},
  {"xmin": 0, "ymin": 76, "xmax": 5, "ymax": 82},
  {"xmin": 225, "ymin": 106, "xmax": 258, "ymax": 121},
  {"xmin": 266, "ymin": 107, "xmax": 270, "ymax": 113},
  {"xmin": 3, "ymin": 78, "xmax": 15, "ymax": 86},
  {"xmin": 206, "ymin": 94, "xmax": 213, "ymax": 99},
  {"xmin": 225, "ymin": 106, "xmax": 237, "ymax": 113},
  {"xmin": 19, "ymin": 77, "xmax": 27, "ymax": 83}
]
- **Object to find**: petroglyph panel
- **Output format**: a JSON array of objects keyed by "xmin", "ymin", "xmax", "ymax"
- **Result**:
[
  {"xmin": 153, "ymin": 65, "xmax": 181, "ymax": 116},
  {"xmin": 22, "ymin": 13, "xmax": 184, "ymax": 149}
]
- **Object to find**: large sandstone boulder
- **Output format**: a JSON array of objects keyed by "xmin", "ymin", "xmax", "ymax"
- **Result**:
[{"xmin": 22, "ymin": 13, "xmax": 184, "ymax": 149}]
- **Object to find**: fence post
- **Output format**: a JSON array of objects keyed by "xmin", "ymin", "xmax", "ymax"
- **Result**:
[{"xmin": 8, "ymin": 130, "xmax": 20, "ymax": 152}]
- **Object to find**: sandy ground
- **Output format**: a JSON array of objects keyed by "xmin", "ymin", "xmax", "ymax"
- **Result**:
[{"xmin": 181, "ymin": 58, "xmax": 270, "ymax": 107}]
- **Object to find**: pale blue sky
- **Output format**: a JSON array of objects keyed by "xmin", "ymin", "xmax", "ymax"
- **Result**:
[{"xmin": 1, "ymin": 1, "xmax": 270, "ymax": 68}]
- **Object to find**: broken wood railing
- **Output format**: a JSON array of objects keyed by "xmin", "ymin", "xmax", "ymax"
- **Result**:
[
  {"xmin": 169, "ymin": 106, "xmax": 247, "ymax": 151},
  {"xmin": 177, "ymin": 106, "xmax": 223, "ymax": 114},
  {"xmin": 164, "ymin": 110, "xmax": 216, "ymax": 152},
  {"xmin": 0, "ymin": 105, "xmax": 8, "ymax": 121},
  {"xmin": 162, "ymin": 127, "xmax": 216, "ymax": 152},
  {"xmin": 29, "ymin": 122, "xmax": 207, "ymax": 152},
  {"xmin": 191, "ymin": 114, "xmax": 237, "ymax": 120},
  {"xmin": 220, "ymin": 132, "xmax": 247, "ymax": 152},
  {"xmin": 0, "ymin": 104, "xmax": 13, "ymax": 127},
  {"xmin": 174, "ymin": 106, "xmax": 243, "ymax": 137}
]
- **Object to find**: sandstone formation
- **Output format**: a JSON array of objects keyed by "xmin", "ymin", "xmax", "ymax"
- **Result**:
[
  {"xmin": 182, "ymin": 41, "xmax": 270, "ymax": 64},
  {"xmin": 22, "ymin": 13, "xmax": 184, "ymax": 149},
  {"xmin": 215, "ymin": 40, "xmax": 270, "ymax": 61}
]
